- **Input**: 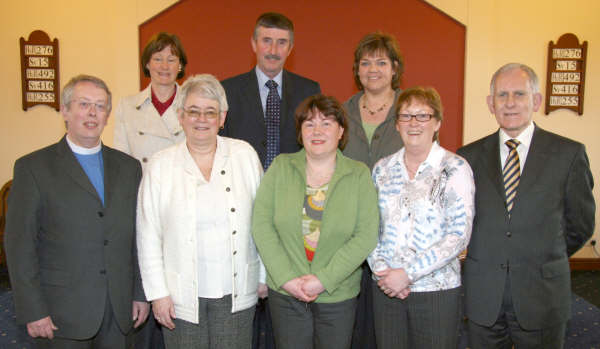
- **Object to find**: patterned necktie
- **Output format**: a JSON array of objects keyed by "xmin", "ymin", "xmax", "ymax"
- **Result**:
[
  {"xmin": 265, "ymin": 80, "xmax": 281, "ymax": 170},
  {"xmin": 503, "ymin": 139, "xmax": 521, "ymax": 213}
]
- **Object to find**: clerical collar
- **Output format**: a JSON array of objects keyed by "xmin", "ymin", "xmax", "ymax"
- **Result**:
[{"xmin": 66, "ymin": 136, "xmax": 102, "ymax": 155}]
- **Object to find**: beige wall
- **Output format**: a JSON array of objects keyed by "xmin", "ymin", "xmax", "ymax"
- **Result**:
[
  {"xmin": 1, "ymin": 0, "xmax": 598, "ymax": 257},
  {"xmin": 0, "ymin": 0, "xmax": 176, "ymax": 184}
]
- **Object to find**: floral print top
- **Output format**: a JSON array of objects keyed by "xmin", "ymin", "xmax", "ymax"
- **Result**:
[{"xmin": 368, "ymin": 142, "xmax": 475, "ymax": 292}]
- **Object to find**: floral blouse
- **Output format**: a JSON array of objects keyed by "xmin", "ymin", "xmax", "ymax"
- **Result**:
[{"xmin": 368, "ymin": 142, "xmax": 475, "ymax": 292}]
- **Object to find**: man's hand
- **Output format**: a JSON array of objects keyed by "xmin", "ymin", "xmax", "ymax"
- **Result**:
[
  {"xmin": 374, "ymin": 268, "xmax": 411, "ymax": 298},
  {"xmin": 281, "ymin": 277, "xmax": 317, "ymax": 302},
  {"xmin": 152, "ymin": 296, "xmax": 176, "ymax": 330},
  {"xmin": 27, "ymin": 316, "xmax": 58, "ymax": 339},
  {"xmin": 132, "ymin": 301, "xmax": 150, "ymax": 328}
]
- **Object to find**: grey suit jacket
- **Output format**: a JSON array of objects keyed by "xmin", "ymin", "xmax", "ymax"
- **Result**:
[
  {"xmin": 457, "ymin": 125, "xmax": 595, "ymax": 329},
  {"xmin": 220, "ymin": 69, "xmax": 320, "ymax": 167},
  {"xmin": 5, "ymin": 136, "xmax": 144, "ymax": 339}
]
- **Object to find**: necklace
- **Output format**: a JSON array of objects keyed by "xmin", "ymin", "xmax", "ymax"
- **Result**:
[{"xmin": 362, "ymin": 101, "xmax": 386, "ymax": 115}]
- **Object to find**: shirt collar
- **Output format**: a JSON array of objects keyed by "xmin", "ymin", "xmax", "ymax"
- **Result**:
[
  {"xmin": 255, "ymin": 66, "xmax": 283, "ymax": 89},
  {"xmin": 66, "ymin": 135, "xmax": 102, "ymax": 154},
  {"xmin": 499, "ymin": 122, "xmax": 534, "ymax": 149}
]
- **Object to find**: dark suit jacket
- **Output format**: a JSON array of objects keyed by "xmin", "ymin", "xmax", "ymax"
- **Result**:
[
  {"xmin": 457, "ymin": 125, "xmax": 595, "ymax": 330},
  {"xmin": 221, "ymin": 69, "xmax": 321, "ymax": 167},
  {"xmin": 5, "ymin": 136, "xmax": 145, "ymax": 339}
]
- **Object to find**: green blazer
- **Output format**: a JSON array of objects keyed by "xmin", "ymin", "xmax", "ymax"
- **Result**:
[
  {"xmin": 252, "ymin": 149, "xmax": 379, "ymax": 303},
  {"xmin": 5, "ymin": 136, "xmax": 144, "ymax": 339}
]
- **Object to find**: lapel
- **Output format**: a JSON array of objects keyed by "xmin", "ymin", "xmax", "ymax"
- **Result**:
[
  {"xmin": 481, "ymin": 131, "xmax": 505, "ymax": 200},
  {"xmin": 101, "ymin": 145, "xmax": 120, "ymax": 209},
  {"xmin": 241, "ymin": 70, "xmax": 266, "ymax": 130},
  {"xmin": 280, "ymin": 70, "xmax": 293, "ymax": 133},
  {"xmin": 512, "ymin": 126, "xmax": 551, "ymax": 203},
  {"xmin": 134, "ymin": 84, "xmax": 183, "ymax": 139},
  {"xmin": 55, "ymin": 136, "xmax": 103, "ymax": 205}
]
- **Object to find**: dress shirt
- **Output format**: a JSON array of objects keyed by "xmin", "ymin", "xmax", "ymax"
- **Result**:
[
  {"xmin": 368, "ymin": 142, "xmax": 475, "ymax": 292},
  {"xmin": 255, "ymin": 66, "xmax": 282, "ymax": 115},
  {"xmin": 499, "ymin": 122, "xmax": 534, "ymax": 172}
]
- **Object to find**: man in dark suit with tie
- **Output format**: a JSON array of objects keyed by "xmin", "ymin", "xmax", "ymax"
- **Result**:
[
  {"xmin": 457, "ymin": 63, "xmax": 595, "ymax": 348},
  {"xmin": 221, "ymin": 12, "xmax": 321, "ymax": 170},
  {"xmin": 5, "ymin": 75, "xmax": 149, "ymax": 348}
]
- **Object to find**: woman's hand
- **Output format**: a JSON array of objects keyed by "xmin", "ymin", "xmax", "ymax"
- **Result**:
[
  {"xmin": 300, "ymin": 274, "xmax": 325, "ymax": 297},
  {"xmin": 152, "ymin": 296, "xmax": 176, "ymax": 330},
  {"xmin": 258, "ymin": 283, "xmax": 268, "ymax": 299},
  {"xmin": 374, "ymin": 268, "xmax": 411, "ymax": 298},
  {"xmin": 282, "ymin": 277, "xmax": 318, "ymax": 302}
]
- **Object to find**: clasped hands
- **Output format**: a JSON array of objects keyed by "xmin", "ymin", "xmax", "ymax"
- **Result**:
[
  {"xmin": 282, "ymin": 274, "xmax": 325, "ymax": 302},
  {"xmin": 374, "ymin": 268, "xmax": 411, "ymax": 299}
]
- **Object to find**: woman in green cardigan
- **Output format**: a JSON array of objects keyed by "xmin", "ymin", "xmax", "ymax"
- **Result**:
[{"xmin": 251, "ymin": 94, "xmax": 379, "ymax": 349}]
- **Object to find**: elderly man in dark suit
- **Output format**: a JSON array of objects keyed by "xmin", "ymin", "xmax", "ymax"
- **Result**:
[
  {"xmin": 5, "ymin": 75, "xmax": 149, "ymax": 348},
  {"xmin": 221, "ymin": 12, "xmax": 321, "ymax": 170},
  {"xmin": 457, "ymin": 63, "xmax": 595, "ymax": 349}
]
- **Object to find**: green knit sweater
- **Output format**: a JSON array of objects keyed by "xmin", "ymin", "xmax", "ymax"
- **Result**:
[{"xmin": 252, "ymin": 149, "xmax": 379, "ymax": 303}]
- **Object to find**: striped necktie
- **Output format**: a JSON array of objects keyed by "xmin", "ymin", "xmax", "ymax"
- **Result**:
[{"xmin": 503, "ymin": 139, "xmax": 521, "ymax": 213}]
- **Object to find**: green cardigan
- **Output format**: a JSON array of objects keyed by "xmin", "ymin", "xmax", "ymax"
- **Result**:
[{"xmin": 252, "ymin": 149, "xmax": 379, "ymax": 303}]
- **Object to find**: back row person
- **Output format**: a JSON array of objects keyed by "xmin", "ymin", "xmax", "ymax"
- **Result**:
[
  {"xmin": 113, "ymin": 31, "xmax": 189, "ymax": 349},
  {"xmin": 342, "ymin": 32, "xmax": 406, "ymax": 349}
]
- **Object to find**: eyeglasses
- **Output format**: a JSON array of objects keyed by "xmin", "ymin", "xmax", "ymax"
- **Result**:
[
  {"xmin": 397, "ymin": 113, "xmax": 433, "ymax": 122},
  {"xmin": 75, "ymin": 100, "xmax": 108, "ymax": 113},
  {"xmin": 183, "ymin": 108, "xmax": 219, "ymax": 120}
]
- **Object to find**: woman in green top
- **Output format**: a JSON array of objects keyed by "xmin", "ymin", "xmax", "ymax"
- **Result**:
[{"xmin": 252, "ymin": 95, "xmax": 379, "ymax": 349}]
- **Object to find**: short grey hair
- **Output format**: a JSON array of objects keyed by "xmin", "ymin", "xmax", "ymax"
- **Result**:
[
  {"xmin": 490, "ymin": 63, "xmax": 540, "ymax": 96},
  {"xmin": 61, "ymin": 74, "xmax": 112, "ymax": 113},
  {"xmin": 176, "ymin": 74, "xmax": 228, "ymax": 112}
]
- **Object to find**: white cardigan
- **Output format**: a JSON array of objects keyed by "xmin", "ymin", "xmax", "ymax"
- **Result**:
[
  {"xmin": 137, "ymin": 136, "xmax": 265, "ymax": 323},
  {"xmin": 113, "ymin": 84, "xmax": 185, "ymax": 171}
]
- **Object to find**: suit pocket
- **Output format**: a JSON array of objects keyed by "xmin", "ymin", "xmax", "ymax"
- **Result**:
[
  {"xmin": 463, "ymin": 256, "xmax": 479, "ymax": 275},
  {"xmin": 541, "ymin": 258, "xmax": 570, "ymax": 278},
  {"xmin": 40, "ymin": 268, "xmax": 70, "ymax": 287},
  {"xmin": 244, "ymin": 259, "xmax": 260, "ymax": 295}
]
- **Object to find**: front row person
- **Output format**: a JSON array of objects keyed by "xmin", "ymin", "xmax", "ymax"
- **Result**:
[
  {"xmin": 5, "ymin": 75, "xmax": 149, "ymax": 348},
  {"xmin": 251, "ymin": 94, "xmax": 379, "ymax": 349},
  {"xmin": 136, "ymin": 74, "xmax": 266, "ymax": 349},
  {"xmin": 368, "ymin": 86, "xmax": 475, "ymax": 349},
  {"xmin": 458, "ymin": 63, "xmax": 595, "ymax": 349}
]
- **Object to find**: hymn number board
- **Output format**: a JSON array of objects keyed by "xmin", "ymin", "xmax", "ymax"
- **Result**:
[
  {"xmin": 20, "ymin": 30, "xmax": 60, "ymax": 111},
  {"xmin": 545, "ymin": 33, "xmax": 587, "ymax": 115}
]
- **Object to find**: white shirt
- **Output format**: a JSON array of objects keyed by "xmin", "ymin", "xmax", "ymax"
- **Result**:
[
  {"xmin": 499, "ymin": 122, "xmax": 535, "ymax": 173},
  {"xmin": 255, "ymin": 66, "xmax": 283, "ymax": 116},
  {"xmin": 193, "ymin": 145, "xmax": 232, "ymax": 298}
]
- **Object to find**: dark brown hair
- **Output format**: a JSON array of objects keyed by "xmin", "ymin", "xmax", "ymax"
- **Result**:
[
  {"xmin": 353, "ymin": 32, "xmax": 404, "ymax": 90},
  {"xmin": 395, "ymin": 86, "xmax": 443, "ymax": 141},
  {"xmin": 295, "ymin": 94, "xmax": 348, "ymax": 150},
  {"xmin": 141, "ymin": 32, "xmax": 188, "ymax": 80},
  {"xmin": 254, "ymin": 12, "xmax": 294, "ymax": 44}
]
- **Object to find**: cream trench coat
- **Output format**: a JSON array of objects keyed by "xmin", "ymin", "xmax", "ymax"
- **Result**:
[{"xmin": 113, "ymin": 84, "xmax": 185, "ymax": 171}]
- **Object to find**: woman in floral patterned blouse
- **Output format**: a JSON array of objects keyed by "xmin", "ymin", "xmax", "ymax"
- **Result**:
[{"xmin": 368, "ymin": 86, "xmax": 475, "ymax": 349}]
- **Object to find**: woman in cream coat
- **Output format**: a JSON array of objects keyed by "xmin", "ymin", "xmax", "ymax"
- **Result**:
[
  {"xmin": 114, "ymin": 32, "xmax": 188, "ymax": 170},
  {"xmin": 137, "ymin": 74, "xmax": 266, "ymax": 349}
]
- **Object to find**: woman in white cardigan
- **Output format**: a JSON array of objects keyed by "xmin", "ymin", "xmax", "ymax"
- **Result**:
[{"xmin": 137, "ymin": 74, "xmax": 266, "ymax": 349}]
